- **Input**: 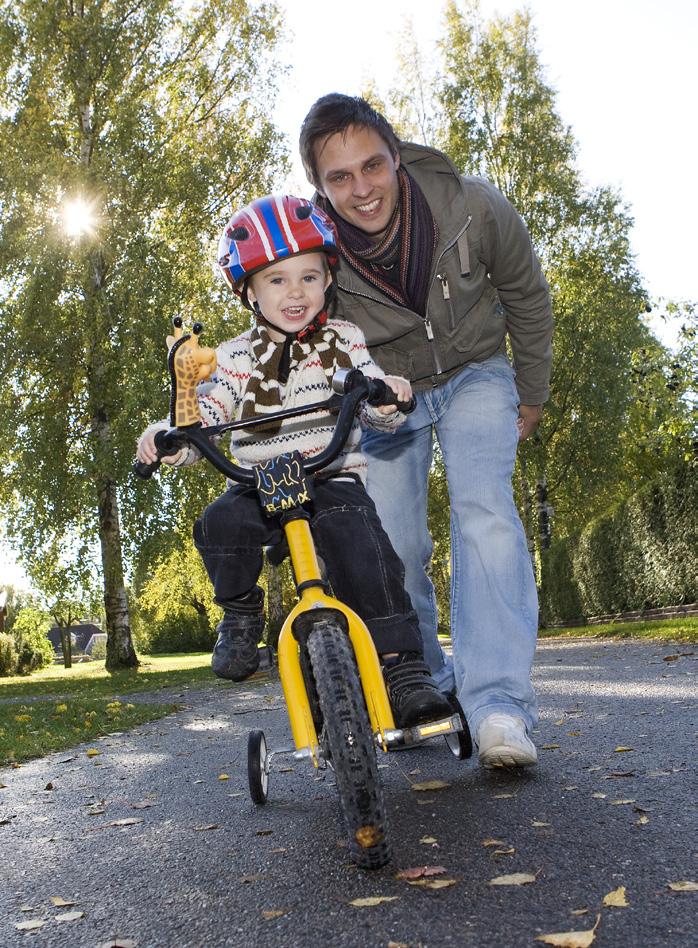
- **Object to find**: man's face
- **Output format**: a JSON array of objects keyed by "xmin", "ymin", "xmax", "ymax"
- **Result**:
[{"xmin": 313, "ymin": 125, "xmax": 400, "ymax": 240}]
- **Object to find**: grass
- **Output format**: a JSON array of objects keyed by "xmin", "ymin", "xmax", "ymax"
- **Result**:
[
  {"xmin": 0, "ymin": 651, "xmax": 217, "ymax": 701},
  {"xmin": 0, "ymin": 697, "xmax": 178, "ymax": 767},
  {"xmin": 538, "ymin": 616, "xmax": 698, "ymax": 643}
]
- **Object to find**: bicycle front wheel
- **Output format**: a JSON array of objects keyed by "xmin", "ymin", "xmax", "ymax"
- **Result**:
[{"xmin": 306, "ymin": 618, "xmax": 390, "ymax": 869}]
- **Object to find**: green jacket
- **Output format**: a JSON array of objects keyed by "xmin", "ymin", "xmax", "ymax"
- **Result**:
[{"xmin": 330, "ymin": 141, "xmax": 553, "ymax": 404}]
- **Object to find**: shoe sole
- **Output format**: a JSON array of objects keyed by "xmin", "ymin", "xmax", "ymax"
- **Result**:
[{"xmin": 479, "ymin": 744, "xmax": 537, "ymax": 769}]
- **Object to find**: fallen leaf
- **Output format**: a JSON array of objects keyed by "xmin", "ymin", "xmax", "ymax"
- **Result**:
[
  {"xmin": 262, "ymin": 910, "xmax": 286, "ymax": 919},
  {"xmin": 415, "ymin": 798, "xmax": 435, "ymax": 805},
  {"xmin": 355, "ymin": 825, "xmax": 384, "ymax": 848},
  {"xmin": 218, "ymin": 773, "xmax": 230, "ymax": 781},
  {"xmin": 193, "ymin": 779, "xmax": 204, "ymax": 785},
  {"xmin": 395, "ymin": 866, "xmax": 447, "ymax": 880},
  {"xmin": 663, "ymin": 654, "xmax": 680, "ymax": 662},
  {"xmin": 0, "ymin": 782, "xmax": 6, "ymax": 789},
  {"xmin": 567, "ymin": 731, "xmax": 581, "ymax": 737},
  {"xmin": 407, "ymin": 878, "xmax": 457, "ymax": 889},
  {"xmin": 603, "ymin": 886, "xmax": 628, "ymax": 907},
  {"xmin": 349, "ymin": 896, "xmax": 400, "ymax": 907},
  {"xmin": 14, "ymin": 919, "xmax": 47, "ymax": 931},
  {"xmin": 493, "ymin": 848, "xmax": 516, "ymax": 857},
  {"xmin": 19, "ymin": 905, "xmax": 33, "ymax": 912},
  {"xmin": 107, "ymin": 818, "xmax": 143, "ymax": 827},
  {"xmin": 55, "ymin": 910, "xmax": 84, "ymax": 922},
  {"xmin": 193, "ymin": 824, "xmax": 219, "ymax": 832},
  {"xmin": 86, "ymin": 749, "xmax": 101, "ymax": 758},
  {"xmin": 271, "ymin": 847, "xmax": 287, "ymax": 854},
  {"xmin": 11, "ymin": 762, "xmax": 22, "ymax": 769},
  {"xmin": 571, "ymin": 909, "xmax": 589, "ymax": 916},
  {"xmin": 388, "ymin": 942, "xmax": 409, "ymax": 948},
  {"xmin": 563, "ymin": 787, "xmax": 578, "ymax": 792},
  {"xmin": 488, "ymin": 872, "xmax": 537, "ymax": 886},
  {"xmin": 87, "ymin": 807, "xmax": 106, "ymax": 816},
  {"xmin": 542, "ymin": 744, "xmax": 560, "ymax": 750},
  {"xmin": 602, "ymin": 771, "xmax": 635, "ymax": 779},
  {"xmin": 610, "ymin": 799, "xmax": 636, "ymax": 806},
  {"xmin": 535, "ymin": 913, "xmax": 601, "ymax": 947},
  {"xmin": 44, "ymin": 782, "xmax": 54, "ymax": 791},
  {"xmin": 591, "ymin": 793, "xmax": 606, "ymax": 799},
  {"xmin": 532, "ymin": 821, "xmax": 551, "ymax": 827},
  {"xmin": 635, "ymin": 814, "xmax": 650, "ymax": 825},
  {"xmin": 96, "ymin": 940, "xmax": 137, "ymax": 948},
  {"xmin": 255, "ymin": 829, "xmax": 273, "ymax": 836},
  {"xmin": 411, "ymin": 780, "xmax": 450, "ymax": 792},
  {"xmin": 667, "ymin": 880, "xmax": 698, "ymax": 891},
  {"xmin": 50, "ymin": 896, "xmax": 76, "ymax": 906},
  {"xmin": 130, "ymin": 801, "xmax": 158, "ymax": 810},
  {"xmin": 420, "ymin": 836, "xmax": 437, "ymax": 845},
  {"xmin": 554, "ymin": 718, "xmax": 564, "ymax": 725},
  {"xmin": 614, "ymin": 746, "xmax": 634, "ymax": 753},
  {"xmin": 493, "ymin": 792, "xmax": 514, "ymax": 799}
]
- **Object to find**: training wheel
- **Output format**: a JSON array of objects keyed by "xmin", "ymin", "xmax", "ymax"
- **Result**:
[
  {"xmin": 248, "ymin": 729, "xmax": 269, "ymax": 804},
  {"xmin": 444, "ymin": 695, "xmax": 473, "ymax": 760}
]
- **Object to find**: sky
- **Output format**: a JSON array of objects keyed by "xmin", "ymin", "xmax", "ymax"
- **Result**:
[{"xmin": 2, "ymin": 0, "xmax": 695, "ymax": 591}]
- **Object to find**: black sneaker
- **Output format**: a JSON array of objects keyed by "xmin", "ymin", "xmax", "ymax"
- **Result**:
[
  {"xmin": 211, "ymin": 612, "xmax": 264, "ymax": 682},
  {"xmin": 383, "ymin": 652, "xmax": 452, "ymax": 728}
]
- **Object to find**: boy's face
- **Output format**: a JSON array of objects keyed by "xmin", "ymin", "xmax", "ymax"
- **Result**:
[{"xmin": 247, "ymin": 252, "xmax": 331, "ymax": 340}]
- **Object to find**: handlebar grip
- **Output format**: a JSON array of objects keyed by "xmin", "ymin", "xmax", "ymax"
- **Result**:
[
  {"xmin": 366, "ymin": 378, "xmax": 417, "ymax": 415},
  {"xmin": 133, "ymin": 459, "xmax": 161, "ymax": 480}
]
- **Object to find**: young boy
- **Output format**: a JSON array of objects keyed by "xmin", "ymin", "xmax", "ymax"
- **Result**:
[{"xmin": 137, "ymin": 195, "xmax": 450, "ymax": 728}]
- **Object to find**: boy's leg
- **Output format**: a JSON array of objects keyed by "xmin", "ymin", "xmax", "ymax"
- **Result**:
[
  {"xmin": 311, "ymin": 479, "xmax": 451, "ymax": 727},
  {"xmin": 193, "ymin": 487, "xmax": 280, "ymax": 681}
]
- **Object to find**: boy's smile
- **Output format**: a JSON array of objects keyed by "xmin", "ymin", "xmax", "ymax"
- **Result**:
[{"xmin": 247, "ymin": 252, "xmax": 331, "ymax": 342}]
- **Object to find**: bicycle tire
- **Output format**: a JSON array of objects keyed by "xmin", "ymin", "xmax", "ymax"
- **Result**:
[
  {"xmin": 306, "ymin": 618, "xmax": 391, "ymax": 869},
  {"xmin": 248, "ymin": 729, "xmax": 269, "ymax": 805}
]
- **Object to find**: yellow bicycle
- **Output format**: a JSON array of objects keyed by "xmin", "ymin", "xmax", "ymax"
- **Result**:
[{"xmin": 135, "ymin": 319, "xmax": 471, "ymax": 869}]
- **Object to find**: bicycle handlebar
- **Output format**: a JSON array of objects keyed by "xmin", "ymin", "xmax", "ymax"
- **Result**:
[{"xmin": 133, "ymin": 369, "xmax": 416, "ymax": 485}]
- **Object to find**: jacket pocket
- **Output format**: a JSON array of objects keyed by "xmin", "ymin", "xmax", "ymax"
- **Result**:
[
  {"xmin": 367, "ymin": 343, "xmax": 415, "ymax": 379},
  {"xmin": 450, "ymin": 284, "xmax": 502, "ymax": 353}
]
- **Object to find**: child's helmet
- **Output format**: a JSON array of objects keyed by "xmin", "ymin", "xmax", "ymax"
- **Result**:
[{"xmin": 218, "ymin": 195, "xmax": 338, "ymax": 298}]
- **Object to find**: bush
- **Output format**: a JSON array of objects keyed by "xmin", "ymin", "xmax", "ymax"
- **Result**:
[
  {"xmin": 0, "ymin": 633, "xmax": 18, "ymax": 677},
  {"xmin": 11, "ymin": 608, "xmax": 55, "ymax": 675},
  {"xmin": 541, "ymin": 459, "xmax": 697, "ymax": 622}
]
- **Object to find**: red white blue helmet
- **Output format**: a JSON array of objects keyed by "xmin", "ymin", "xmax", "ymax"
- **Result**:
[{"xmin": 218, "ymin": 195, "xmax": 338, "ymax": 296}]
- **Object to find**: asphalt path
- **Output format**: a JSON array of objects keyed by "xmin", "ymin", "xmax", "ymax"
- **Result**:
[{"xmin": 1, "ymin": 638, "xmax": 695, "ymax": 948}]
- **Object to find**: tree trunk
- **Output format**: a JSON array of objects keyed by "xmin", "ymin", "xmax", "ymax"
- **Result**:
[{"xmin": 98, "ymin": 475, "xmax": 138, "ymax": 670}]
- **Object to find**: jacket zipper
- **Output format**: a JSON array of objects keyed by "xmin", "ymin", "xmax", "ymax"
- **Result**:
[{"xmin": 436, "ymin": 273, "xmax": 456, "ymax": 332}]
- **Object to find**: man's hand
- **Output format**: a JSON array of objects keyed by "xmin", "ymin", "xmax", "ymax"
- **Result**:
[
  {"xmin": 517, "ymin": 404, "xmax": 543, "ymax": 441},
  {"xmin": 377, "ymin": 375, "xmax": 413, "ymax": 415}
]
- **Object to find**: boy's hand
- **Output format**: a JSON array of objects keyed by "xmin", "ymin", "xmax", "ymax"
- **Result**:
[
  {"xmin": 136, "ymin": 425, "xmax": 184, "ymax": 466},
  {"xmin": 378, "ymin": 375, "xmax": 413, "ymax": 415}
]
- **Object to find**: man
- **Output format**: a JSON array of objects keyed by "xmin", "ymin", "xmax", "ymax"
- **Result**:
[{"xmin": 299, "ymin": 94, "xmax": 553, "ymax": 769}]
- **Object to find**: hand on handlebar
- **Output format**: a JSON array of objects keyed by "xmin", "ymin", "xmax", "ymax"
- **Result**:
[
  {"xmin": 136, "ymin": 424, "xmax": 185, "ymax": 467},
  {"xmin": 377, "ymin": 376, "xmax": 413, "ymax": 415}
]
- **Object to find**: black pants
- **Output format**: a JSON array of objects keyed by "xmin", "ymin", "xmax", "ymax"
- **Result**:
[{"xmin": 193, "ymin": 478, "xmax": 422, "ymax": 655}]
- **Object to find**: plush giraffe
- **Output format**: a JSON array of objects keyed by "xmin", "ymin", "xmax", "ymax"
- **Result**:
[{"xmin": 167, "ymin": 316, "xmax": 217, "ymax": 427}]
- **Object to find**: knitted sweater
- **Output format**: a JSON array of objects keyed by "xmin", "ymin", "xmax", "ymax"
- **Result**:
[{"xmin": 159, "ymin": 319, "xmax": 405, "ymax": 483}]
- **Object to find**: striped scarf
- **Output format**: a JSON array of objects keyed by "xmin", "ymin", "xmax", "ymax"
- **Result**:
[
  {"xmin": 319, "ymin": 166, "xmax": 439, "ymax": 316},
  {"xmin": 241, "ymin": 319, "xmax": 353, "ymax": 434}
]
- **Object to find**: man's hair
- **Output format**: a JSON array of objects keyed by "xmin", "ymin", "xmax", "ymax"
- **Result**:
[{"xmin": 299, "ymin": 93, "xmax": 400, "ymax": 188}]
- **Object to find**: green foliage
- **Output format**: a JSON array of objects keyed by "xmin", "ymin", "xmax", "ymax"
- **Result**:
[
  {"xmin": 134, "ymin": 532, "xmax": 218, "ymax": 653},
  {"xmin": 541, "ymin": 460, "xmax": 697, "ymax": 623},
  {"xmin": 0, "ymin": 633, "xmax": 18, "ymax": 677},
  {"xmin": 10, "ymin": 606, "xmax": 55, "ymax": 674},
  {"xmin": 0, "ymin": 0, "xmax": 288, "ymax": 665}
]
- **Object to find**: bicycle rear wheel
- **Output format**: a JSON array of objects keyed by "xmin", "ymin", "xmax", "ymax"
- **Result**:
[{"xmin": 306, "ymin": 618, "xmax": 390, "ymax": 869}]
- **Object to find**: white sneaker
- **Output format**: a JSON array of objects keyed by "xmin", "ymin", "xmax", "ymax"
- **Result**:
[{"xmin": 477, "ymin": 713, "xmax": 537, "ymax": 769}]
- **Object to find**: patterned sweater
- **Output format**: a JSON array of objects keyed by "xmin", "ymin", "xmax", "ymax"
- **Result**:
[{"xmin": 155, "ymin": 319, "xmax": 405, "ymax": 483}]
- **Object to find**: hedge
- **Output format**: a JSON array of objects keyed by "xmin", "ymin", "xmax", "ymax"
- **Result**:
[{"xmin": 540, "ymin": 460, "xmax": 697, "ymax": 625}]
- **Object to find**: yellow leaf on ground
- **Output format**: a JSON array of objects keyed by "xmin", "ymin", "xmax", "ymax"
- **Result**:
[
  {"xmin": 591, "ymin": 793, "xmax": 606, "ymax": 799},
  {"xmin": 603, "ymin": 886, "xmax": 628, "ymax": 907},
  {"xmin": 193, "ymin": 824, "xmax": 219, "ymax": 832},
  {"xmin": 395, "ymin": 866, "xmax": 446, "ymax": 880},
  {"xmin": 571, "ymin": 909, "xmax": 589, "ymax": 916},
  {"xmin": 107, "ymin": 818, "xmax": 143, "ymax": 827},
  {"xmin": 532, "ymin": 821, "xmax": 551, "ymax": 827},
  {"xmin": 542, "ymin": 744, "xmax": 560, "ymax": 750},
  {"xmin": 488, "ymin": 872, "xmax": 537, "ymax": 886},
  {"xmin": 86, "ymin": 749, "xmax": 101, "ymax": 758},
  {"xmin": 482, "ymin": 838, "xmax": 507, "ymax": 847},
  {"xmin": 614, "ymin": 746, "xmax": 634, "ymax": 753},
  {"xmin": 411, "ymin": 780, "xmax": 450, "ymax": 791},
  {"xmin": 217, "ymin": 773, "xmax": 230, "ymax": 781},
  {"xmin": 14, "ymin": 920, "xmax": 47, "ymax": 931},
  {"xmin": 50, "ymin": 896, "xmax": 76, "ymax": 907},
  {"xmin": 493, "ymin": 848, "xmax": 516, "ymax": 857},
  {"xmin": 667, "ymin": 880, "xmax": 698, "ymax": 891},
  {"xmin": 610, "ymin": 799, "xmax": 636, "ymax": 805},
  {"xmin": 420, "ymin": 836, "xmax": 437, "ymax": 845},
  {"xmin": 349, "ymin": 896, "xmax": 400, "ymax": 907},
  {"xmin": 407, "ymin": 878, "xmax": 457, "ymax": 889},
  {"xmin": 55, "ymin": 910, "xmax": 84, "ymax": 922},
  {"xmin": 261, "ymin": 909, "xmax": 286, "ymax": 919},
  {"xmin": 55, "ymin": 704, "xmax": 68, "ymax": 713},
  {"xmin": 494, "ymin": 792, "xmax": 515, "ymax": 799},
  {"xmin": 388, "ymin": 942, "xmax": 409, "ymax": 948},
  {"xmin": 535, "ymin": 914, "xmax": 601, "ymax": 947},
  {"xmin": 131, "ymin": 801, "xmax": 157, "ymax": 810},
  {"xmin": 635, "ymin": 814, "xmax": 650, "ymax": 825}
]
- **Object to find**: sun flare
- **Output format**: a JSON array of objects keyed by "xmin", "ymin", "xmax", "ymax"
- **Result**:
[{"xmin": 63, "ymin": 197, "xmax": 97, "ymax": 237}]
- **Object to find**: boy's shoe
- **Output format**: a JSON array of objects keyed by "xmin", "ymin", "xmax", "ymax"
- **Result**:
[
  {"xmin": 211, "ymin": 612, "xmax": 265, "ymax": 682},
  {"xmin": 383, "ymin": 653, "xmax": 453, "ymax": 728},
  {"xmin": 477, "ymin": 713, "xmax": 537, "ymax": 769}
]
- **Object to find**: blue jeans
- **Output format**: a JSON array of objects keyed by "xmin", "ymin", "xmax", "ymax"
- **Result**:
[{"xmin": 362, "ymin": 354, "xmax": 539, "ymax": 737}]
